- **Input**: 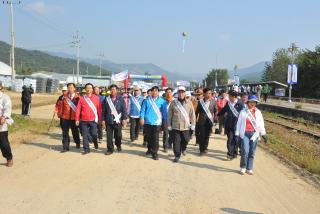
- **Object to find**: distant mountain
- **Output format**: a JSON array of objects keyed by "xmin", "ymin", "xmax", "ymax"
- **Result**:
[
  {"xmin": 228, "ymin": 62, "xmax": 267, "ymax": 82},
  {"xmin": 0, "ymin": 41, "xmax": 111, "ymax": 76},
  {"xmin": 48, "ymin": 51, "xmax": 191, "ymax": 82}
]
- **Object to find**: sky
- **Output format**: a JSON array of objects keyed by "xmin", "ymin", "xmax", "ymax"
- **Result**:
[{"xmin": 0, "ymin": 0, "xmax": 319, "ymax": 79}]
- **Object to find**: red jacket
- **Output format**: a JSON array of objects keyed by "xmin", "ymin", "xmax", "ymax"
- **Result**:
[
  {"xmin": 75, "ymin": 94, "xmax": 102, "ymax": 122},
  {"xmin": 61, "ymin": 93, "xmax": 80, "ymax": 120},
  {"xmin": 55, "ymin": 95, "xmax": 64, "ymax": 118},
  {"xmin": 217, "ymin": 98, "xmax": 228, "ymax": 112}
]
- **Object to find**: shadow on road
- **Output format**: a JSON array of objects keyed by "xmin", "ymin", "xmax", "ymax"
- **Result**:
[{"xmin": 220, "ymin": 208, "xmax": 263, "ymax": 214}]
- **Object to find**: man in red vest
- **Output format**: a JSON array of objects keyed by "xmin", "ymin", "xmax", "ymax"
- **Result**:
[{"xmin": 75, "ymin": 83, "xmax": 102, "ymax": 154}]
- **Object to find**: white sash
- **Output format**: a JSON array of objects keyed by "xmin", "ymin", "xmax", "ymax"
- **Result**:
[
  {"xmin": 200, "ymin": 99, "xmax": 214, "ymax": 125},
  {"xmin": 228, "ymin": 101, "xmax": 239, "ymax": 117},
  {"xmin": 83, "ymin": 95, "xmax": 98, "ymax": 123},
  {"xmin": 131, "ymin": 96, "xmax": 141, "ymax": 112},
  {"xmin": 149, "ymin": 96, "xmax": 162, "ymax": 125},
  {"xmin": 66, "ymin": 97, "xmax": 76, "ymax": 112},
  {"xmin": 106, "ymin": 96, "xmax": 122, "ymax": 123},
  {"xmin": 174, "ymin": 99, "xmax": 190, "ymax": 125},
  {"xmin": 246, "ymin": 109, "xmax": 260, "ymax": 141}
]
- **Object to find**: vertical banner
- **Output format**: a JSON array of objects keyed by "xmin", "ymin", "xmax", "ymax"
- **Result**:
[
  {"xmin": 234, "ymin": 75, "xmax": 240, "ymax": 86},
  {"xmin": 287, "ymin": 64, "xmax": 298, "ymax": 84}
]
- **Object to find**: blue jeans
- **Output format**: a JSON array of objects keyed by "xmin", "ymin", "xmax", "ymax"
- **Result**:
[{"xmin": 240, "ymin": 131, "xmax": 258, "ymax": 170}]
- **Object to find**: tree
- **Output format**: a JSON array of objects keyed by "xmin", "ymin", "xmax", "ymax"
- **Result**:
[
  {"xmin": 261, "ymin": 48, "xmax": 291, "ymax": 83},
  {"xmin": 204, "ymin": 68, "xmax": 229, "ymax": 88}
]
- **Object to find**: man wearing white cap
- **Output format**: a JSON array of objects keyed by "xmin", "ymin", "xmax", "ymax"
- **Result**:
[
  {"xmin": 168, "ymin": 86, "xmax": 196, "ymax": 162},
  {"xmin": 0, "ymin": 82, "xmax": 13, "ymax": 167},
  {"xmin": 128, "ymin": 85, "xmax": 144, "ymax": 142}
]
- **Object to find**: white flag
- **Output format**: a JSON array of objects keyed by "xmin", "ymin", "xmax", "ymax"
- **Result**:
[
  {"xmin": 287, "ymin": 64, "xmax": 298, "ymax": 84},
  {"xmin": 111, "ymin": 70, "xmax": 129, "ymax": 82}
]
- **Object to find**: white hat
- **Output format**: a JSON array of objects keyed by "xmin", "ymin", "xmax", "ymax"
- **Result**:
[
  {"xmin": 177, "ymin": 86, "xmax": 186, "ymax": 92},
  {"xmin": 186, "ymin": 91, "xmax": 191, "ymax": 97},
  {"xmin": 62, "ymin": 86, "xmax": 68, "ymax": 91}
]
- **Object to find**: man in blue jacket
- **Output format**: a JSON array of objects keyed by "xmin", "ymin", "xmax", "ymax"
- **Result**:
[
  {"xmin": 140, "ymin": 86, "xmax": 167, "ymax": 160},
  {"xmin": 128, "ymin": 86, "xmax": 144, "ymax": 142},
  {"xmin": 102, "ymin": 84, "xmax": 127, "ymax": 155}
]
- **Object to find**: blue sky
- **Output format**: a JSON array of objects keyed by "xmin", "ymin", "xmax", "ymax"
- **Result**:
[{"xmin": 0, "ymin": 0, "xmax": 319, "ymax": 78}]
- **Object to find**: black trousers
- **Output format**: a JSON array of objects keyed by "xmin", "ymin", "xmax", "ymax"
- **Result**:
[
  {"xmin": 130, "ymin": 117, "xmax": 140, "ymax": 141},
  {"xmin": 197, "ymin": 124, "xmax": 212, "ymax": 152},
  {"xmin": 80, "ymin": 121, "xmax": 98, "ymax": 152},
  {"xmin": 145, "ymin": 124, "xmax": 161, "ymax": 155},
  {"xmin": 0, "ymin": 131, "xmax": 12, "ymax": 161},
  {"xmin": 218, "ymin": 115, "xmax": 226, "ymax": 134},
  {"xmin": 106, "ymin": 123, "xmax": 122, "ymax": 152},
  {"xmin": 21, "ymin": 102, "xmax": 31, "ymax": 115},
  {"xmin": 97, "ymin": 123, "xmax": 103, "ymax": 140},
  {"xmin": 162, "ymin": 122, "xmax": 172, "ymax": 149},
  {"xmin": 143, "ymin": 124, "xmax": 148, "ymax": 145},
  {"xmin": 61, "ymin": 119, "xmax": 80, "ymax": 150},
  {"xmin": 226, "ymin": 129, "xmax": 238, "ymax": 157},
  {"xmin": 172, "ymin": 130, "xmax": 190, "ymax": 158}
]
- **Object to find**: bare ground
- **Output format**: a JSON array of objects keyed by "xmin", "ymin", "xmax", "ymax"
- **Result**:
[{"xmin": 0, "ymin": 104, "xmax": 320, "ymax": 214}]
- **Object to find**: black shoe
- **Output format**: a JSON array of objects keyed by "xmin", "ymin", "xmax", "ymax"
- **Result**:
[
  {"xmin": 105, "ymin": 151, "xmax": 113, "ymax": 155},
  {"xmin": 146, "ymin": 150, "xmax": 152, "ymax": 156},
  {"xmin": 82, "ymin": 151, "xmax": 90, "ymax": 155},
  {"xmin": 94, "ymin": 143, "xmax": 99, "ymax": 149},
  {"xmin": 152, "ymin": 154, "xmax": 159, "ymax": 160},
  {"xmin": 173, "ymin": 157, "xmax": 180, "ymax": 163},
  {"xmin": 117, "ymin": 146, "xmax": 122, "ymax": 152},
  {"xmin": 60, "ymin": 149, "xmax": 68, "ymax": 153}
]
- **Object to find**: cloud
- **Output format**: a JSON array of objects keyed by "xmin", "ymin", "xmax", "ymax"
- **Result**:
[
  {"xmin": 219, "ymin": 33, "xmax": 232, "ymax": 41},
  {"xmin": 25, "ymin": 1, "xmax": 64, "ymax": 15}
]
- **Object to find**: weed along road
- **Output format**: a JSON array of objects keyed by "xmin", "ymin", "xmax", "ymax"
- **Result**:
[{"xmin": 0, "ymin": 105, "xmax": 319, "ymax": 213}]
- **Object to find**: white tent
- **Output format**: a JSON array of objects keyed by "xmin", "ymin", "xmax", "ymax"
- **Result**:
[{"xmin": 0, "ymin": 61, "xmax": 12, "ymax": 76}]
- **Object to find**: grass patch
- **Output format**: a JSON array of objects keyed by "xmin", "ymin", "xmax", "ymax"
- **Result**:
[
  {"xmin": 8, "ymin": 114, "xmax": 56, "ymax": 145},
  {"xmin": 264, "ymin": 121, "xmax": 320, "ymax": 176}
]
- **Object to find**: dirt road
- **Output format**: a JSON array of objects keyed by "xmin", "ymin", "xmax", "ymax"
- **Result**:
[{"xmin": 1, "ymin": 105, "xmax": 320, "ymax": 214}]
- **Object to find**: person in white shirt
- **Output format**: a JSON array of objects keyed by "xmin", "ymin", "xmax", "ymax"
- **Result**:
[
  {"xmin": 0, "ymin": 82, "xmax": 13, "ymax": 167},
  {"xmin": 235, "ymin": 94, "xmax": 267, "ymax": 175}
]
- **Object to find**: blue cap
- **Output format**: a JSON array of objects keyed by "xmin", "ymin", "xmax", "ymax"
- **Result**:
[{"xmin": 247, "ymin": 94, "xmax": 259, "ymax": 103}]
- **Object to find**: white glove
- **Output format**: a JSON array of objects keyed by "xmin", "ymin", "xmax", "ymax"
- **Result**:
[
  {"xmin": 190, "ymin": 125, "xmax": 195, "ymax": 131},
  {"xmin": 168, "ymin": 126, "xmax": 172, "ymax": 131}
]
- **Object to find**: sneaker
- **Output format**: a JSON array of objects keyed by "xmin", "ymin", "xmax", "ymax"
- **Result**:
[
  {"xmin": 240, "ymin": 168, "xmax": 246, "ymax": 175},
  {"xmin": 246, "ymin": 170, "xmax": 254, "ymax": 175},
  {"xmin": 173, "ymin": 157, "xmax": 180, "ymax": 163}
]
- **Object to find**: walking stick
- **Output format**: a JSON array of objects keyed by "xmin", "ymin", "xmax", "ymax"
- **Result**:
[{"xmin": 47, "ymin": 112, "xmax": 56, "ymax": 133}]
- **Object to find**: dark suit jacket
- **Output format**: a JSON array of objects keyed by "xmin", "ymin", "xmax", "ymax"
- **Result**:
[
  {"xmin": 195, "ymin": 99, "xmax": 217, "ymax": 127},
  {"xmin": 218, "ymin": 100, "xmax": 244, "ymax": 131},
  {"xmin": 102, "ymin": 94, "xmax": 127, "ymax": 125}
]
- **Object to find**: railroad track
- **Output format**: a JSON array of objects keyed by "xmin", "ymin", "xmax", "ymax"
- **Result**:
[{"xmin": 265, "ymin": 118, "xmax": 320, "ymax": 141}]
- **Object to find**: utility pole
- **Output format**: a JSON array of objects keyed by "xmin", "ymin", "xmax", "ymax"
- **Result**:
[
  {"xmin": 97, "ymin": 53, "xmax": 104, "ymax": 77},
  {"xmin": 3, "ymin": 0, "xmax": 21, "ymax": 81},
  {"xmin": 71, "ymin": 31, "xmax": 81, "ymax": 85},
  {"xmin": 288, "ymin": 42, "xmax": 299, "ymax": 103}
]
